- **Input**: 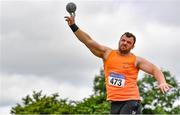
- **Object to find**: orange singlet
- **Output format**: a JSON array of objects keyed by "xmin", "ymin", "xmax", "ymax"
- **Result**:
[{"xmin": 104, "ymin": 50, "xmax": 140, "ymax": 101}]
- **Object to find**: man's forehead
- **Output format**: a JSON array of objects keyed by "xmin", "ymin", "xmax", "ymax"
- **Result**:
[{"xmin": 120, "ymin": 36, "xmax": 134, "ymax": 41}]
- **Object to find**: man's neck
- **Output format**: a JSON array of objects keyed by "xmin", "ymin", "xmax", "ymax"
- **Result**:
[{"xmin": 116, "ymin": 50, "xmax": 131, "ymax": 56}]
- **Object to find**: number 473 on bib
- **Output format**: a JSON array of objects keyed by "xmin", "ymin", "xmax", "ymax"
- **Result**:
[{"xmin": 108, "ymin": 73, "xmax": 125, "ymax": 87}]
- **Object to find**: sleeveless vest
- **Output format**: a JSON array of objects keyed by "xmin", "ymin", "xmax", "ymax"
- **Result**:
[{"xmin": 103, "ymin": 50, "xmax": 140, "ymax": 101}]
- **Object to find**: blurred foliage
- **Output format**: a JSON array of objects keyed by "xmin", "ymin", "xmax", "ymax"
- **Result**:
[
  {"xmin": 11, "ymin": 70, "xmax": 180, "ymax": 114},
  {"xmin": 11, "ymin": 91, "xmax": 75, "ymax": 114},
  {"xmin": 138, "ymin": 70, "xmax": 180, "ymax": 114}
]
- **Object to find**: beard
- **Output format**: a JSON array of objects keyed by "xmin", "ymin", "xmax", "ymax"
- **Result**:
[{"xmin": 118, "ymin": 45, "xmax": 131, "ymax": 54}]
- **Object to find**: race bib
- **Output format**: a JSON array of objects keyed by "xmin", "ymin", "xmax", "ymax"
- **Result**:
[{"xmin": 108, "ymin": 72, "xmax": 125, "ymax": 87}]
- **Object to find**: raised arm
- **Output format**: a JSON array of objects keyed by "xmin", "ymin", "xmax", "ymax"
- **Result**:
[
  {"xmin": 64, "ymin": 15, "xmax": 112, "ymax": 60},
  {"xmin": 136, "ymin": 56, "xmax": 172, "ymax": 93}
]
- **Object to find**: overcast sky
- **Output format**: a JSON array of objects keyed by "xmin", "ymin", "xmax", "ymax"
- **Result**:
[{"xmin": 0, "ymin": 0, "xmax": 180, "ymax": 114}]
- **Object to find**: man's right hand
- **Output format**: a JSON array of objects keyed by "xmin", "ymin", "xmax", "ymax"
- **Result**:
[{"xmin": 64, "ymin": 15, "xmax": 75, "ymax": 26}]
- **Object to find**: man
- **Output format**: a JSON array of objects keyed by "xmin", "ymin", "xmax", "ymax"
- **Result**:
[{"xmin": 64, "ymin": 15, "xmax": 172, "ymax": 114}]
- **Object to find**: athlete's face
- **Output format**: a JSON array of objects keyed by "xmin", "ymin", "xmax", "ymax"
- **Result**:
[{"xmin": 118, "ymin": 35, "xmax": 134, "ymax": 54}]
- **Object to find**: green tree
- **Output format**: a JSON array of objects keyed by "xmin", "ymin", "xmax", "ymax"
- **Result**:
[
  {"xmin": 10, "ymin": 69, "xmax": 110, "ymax": 114},
  {"xmin": 138, "ymin": 70, "xmax": 180, "ymax": 114},
  {"xmin": 11, "ymin": 91, "xmax": 76, "ymax": 114},
  {"xmin": 74, "ymin": 68, "xmax": 110, "ymax": 114},
  {"xmin": 74, "ymin": 95, "xmax": 110, "ymax": 114},
  {"xmin": 11, "ymin": 70, "xmax": 180, "ymax": 114},
  {"xmin": 93, "ymin": 69, "xmax": 106, "ymax": 96}
]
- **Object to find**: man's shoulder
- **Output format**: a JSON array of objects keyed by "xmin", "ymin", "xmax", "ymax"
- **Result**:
[{"xmin": 103, "ymin": 49, "xmax": 114, "ymax": 61}]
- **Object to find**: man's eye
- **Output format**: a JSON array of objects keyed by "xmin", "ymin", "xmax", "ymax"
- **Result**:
[{"xmin": 127, "ymin": 41, "xmax": 132, "ymax": 44}]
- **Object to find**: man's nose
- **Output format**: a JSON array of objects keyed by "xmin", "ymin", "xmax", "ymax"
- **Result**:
[{"xmin": 123, "ymin": 41, "xmax": 127, "ymax": 45}]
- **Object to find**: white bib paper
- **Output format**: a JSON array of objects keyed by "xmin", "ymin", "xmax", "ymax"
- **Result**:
[{"xmin": 108, "ymin": 72, "xmax": 125, "ymax": 87}]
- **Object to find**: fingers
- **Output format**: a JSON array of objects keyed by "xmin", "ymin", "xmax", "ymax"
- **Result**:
[
  {"xmin": 158, "ymin": 83, "xmax": 172, "ymax": 94},
  {"xmin": 64, "ymin": 16, "xmax": 75, "ymax": 26},
  {"xmin": 160, "ymin": 87, "xmax": 165, "ymax": 94},
  {"xmin": 64, "ymin": 15, "xmax": 75, "ymax": 21},
  {"xmin": 64, "ymin": 16, "xmax": 71, "ymax": 25},
  {"xmin": 168, "ymin": 84, "xmax": 173, "ymax": 88},
  {"xmin": 64, "ymin": 17, "xmax": 70, "ymax": 25},
  {"xmin": 64, "ymin": 16, "xmax": 69, "ymax": 19},
  {"xmin": 64, "ymin": 16, "xmax": 71, "ymax": 22}
]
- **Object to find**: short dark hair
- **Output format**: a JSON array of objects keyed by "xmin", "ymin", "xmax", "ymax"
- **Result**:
[{"xmin": 121, "ymin": 32, "xmax": 136, "ymax": 45}]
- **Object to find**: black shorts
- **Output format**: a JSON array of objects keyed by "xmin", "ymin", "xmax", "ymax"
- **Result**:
[{"xmin": 110, "ymin": 100, "xmax": 141, "ymax": 114}]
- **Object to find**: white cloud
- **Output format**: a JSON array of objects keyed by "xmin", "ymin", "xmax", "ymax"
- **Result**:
[
  {"xmin": 136, "ymin": 22, "xmax": 180, "ymax": 80},
  {"xmin": 0, "ymin": 105, "xmax": 11, "ymax": 115},
  {"xmin": 0, "ymin": 73, "xmax": 93, "ymax": 113}
]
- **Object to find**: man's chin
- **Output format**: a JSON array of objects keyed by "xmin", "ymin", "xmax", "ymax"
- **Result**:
[{"xmin": 119, "ymin": 49, "xmax": 130, "ymax": 54}]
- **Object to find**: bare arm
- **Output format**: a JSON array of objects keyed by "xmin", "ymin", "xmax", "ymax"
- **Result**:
[
  {"xmin": 136, "ymin": 56, "xmax": 172, "ymax": 93},
  {"xmin": 64, "ymin": 15, "xmax": 111, "ymax": 60}
]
